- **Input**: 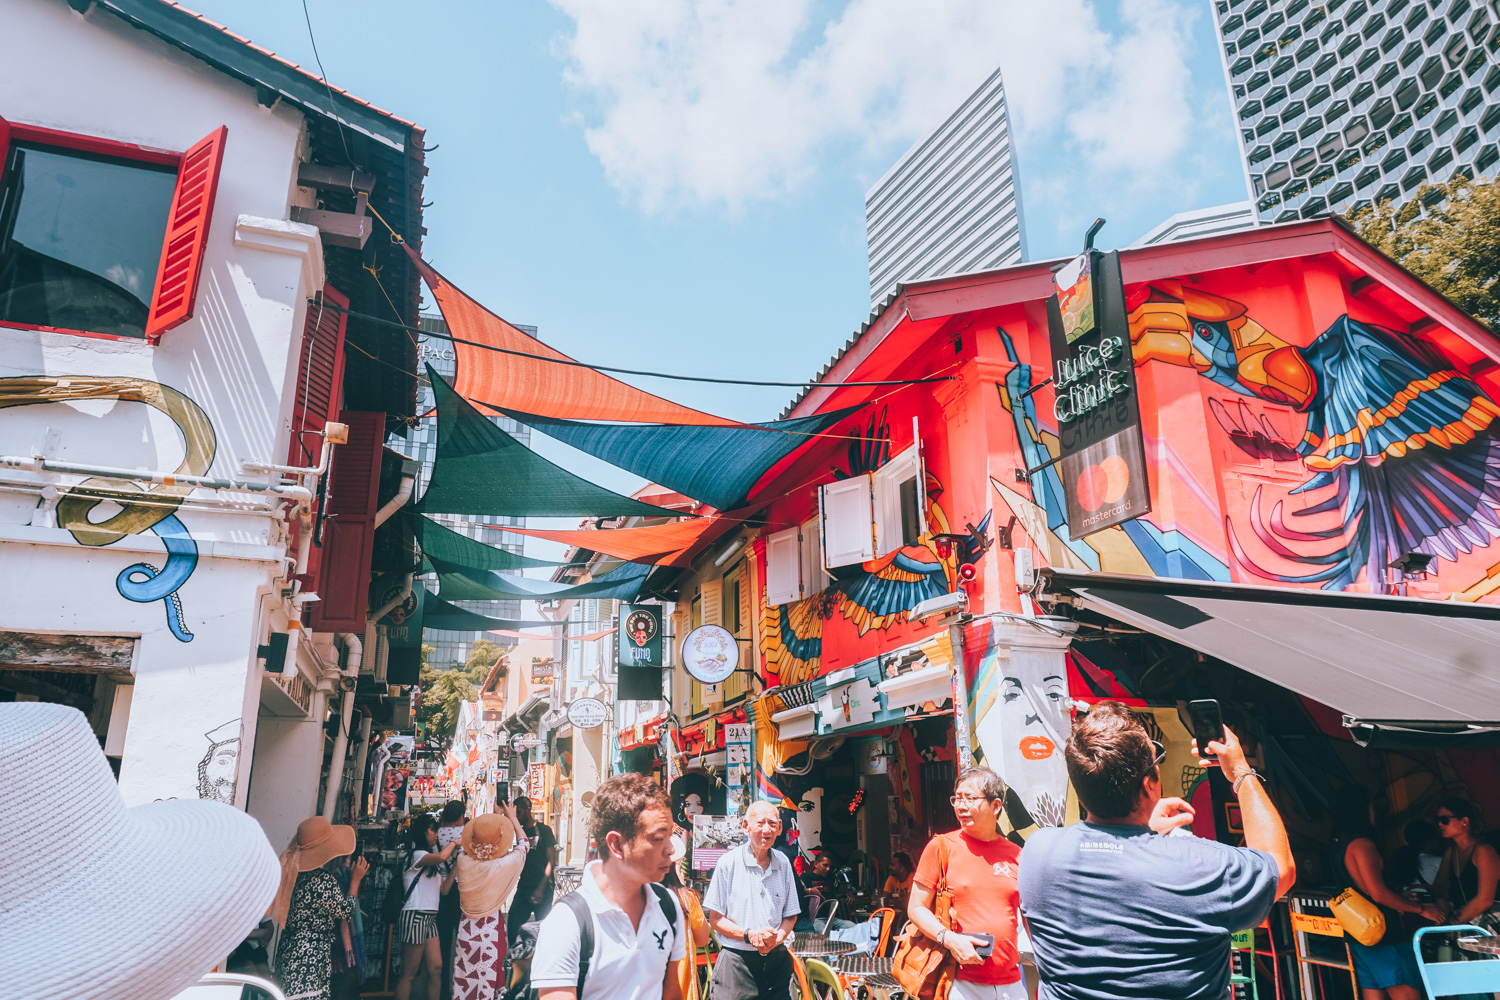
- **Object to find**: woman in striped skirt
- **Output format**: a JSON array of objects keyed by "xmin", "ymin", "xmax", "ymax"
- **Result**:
[{"xmin": 395, "ymin": 814, "xmax": 459, "ymax": 1000}]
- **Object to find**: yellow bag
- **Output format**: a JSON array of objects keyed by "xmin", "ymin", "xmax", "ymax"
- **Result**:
[{"xmin": 1330, "ymin": 887, "xmax": 1386, "ymax": 947}]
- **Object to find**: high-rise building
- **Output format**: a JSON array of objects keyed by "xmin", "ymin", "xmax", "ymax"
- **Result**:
[
  {"xmin": 1212, "ymin": 0, "xmax": 1500, "ymax": 224},
  {"xmin": 401, "ymin": 315, "xmax": 535, "ymax": 672},
  {"xmin": 864, "ymin": 65, "xmax": 1027, "ymax": 305}
]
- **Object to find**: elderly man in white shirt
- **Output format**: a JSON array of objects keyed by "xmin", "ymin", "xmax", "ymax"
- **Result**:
[
  {"xmin": 531, "ymin": 774, "xmax": 686, "ymax": 1000},
  {"xmin": 703, "ymin": 801, "xmax": 801, "ymax": 1000}
]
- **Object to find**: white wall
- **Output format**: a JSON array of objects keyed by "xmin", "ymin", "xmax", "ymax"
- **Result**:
[{"xmin": 0, "ymin": 0, "xmax": 327, "ymax": 809}]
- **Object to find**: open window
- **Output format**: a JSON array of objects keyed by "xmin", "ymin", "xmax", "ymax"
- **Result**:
[
  {"xmin": 0, "ymin": 117, "xmax": 226, "ymax": 342},
  {"xmin": 822, "ymin": 417, "xmax": 928, "ymax": 567}
]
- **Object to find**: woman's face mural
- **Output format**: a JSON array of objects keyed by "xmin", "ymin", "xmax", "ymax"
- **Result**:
[{"xmin": 975, "ymin": 647, "xmax": 1070, "ymax": 828}]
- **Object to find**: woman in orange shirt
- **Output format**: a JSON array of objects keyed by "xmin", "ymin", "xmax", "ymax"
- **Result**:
[{"xmin": 664, "ymin": 845, "xmax": 713, "ymax": 1000}]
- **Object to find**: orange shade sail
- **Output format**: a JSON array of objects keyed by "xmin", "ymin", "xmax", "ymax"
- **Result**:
[
  {"xmin": 406, "ymin": 247, "xmax": 738, "ymax": 426},
  {"xmin": 496, "ymin": 516, "xmax": 741, "ymax": 568}
]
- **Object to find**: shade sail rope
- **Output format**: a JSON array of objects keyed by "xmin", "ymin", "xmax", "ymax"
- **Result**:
[{"xmin": 307, "ymin": 298, "xmax": 956, "ymax": 389}]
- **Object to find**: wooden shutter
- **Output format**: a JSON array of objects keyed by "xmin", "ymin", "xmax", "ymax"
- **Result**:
[
  {"xmin": 309, "ymin": 410, "xmax": 385, "ymax": 632},
  {"xmin": 820, "ymin": 474, "xmax": 876, "ymax": 568},
  {"xmin": 288, "ymin": 287, "xmax": 350, "ymax": 467},
  {"xmin": 874, "ymin": 445, "xmax": 919, "ymax": 557},
  {"xmin": 701, "ymin": 579, "xmax": 723, "ymax": 626},
  {"xmin": 145, "ymin": 126, "xmax": 227, "ymax": 340},
  {"xmin": 765, "ymin": 526, "xmax": 802, "ymax": 606}
]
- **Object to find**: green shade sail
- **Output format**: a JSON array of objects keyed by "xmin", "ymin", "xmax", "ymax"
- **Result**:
[
  {"xmin": 431, "ymin": 557, "xmax": 650, "ymax": 603},
  {"xmin": 417, "ymin": 365, "xmax": 686, "ymax": 518},
  {"xmin": 409, "ymin": 512, "xmax": 561, "ymax": 575}
]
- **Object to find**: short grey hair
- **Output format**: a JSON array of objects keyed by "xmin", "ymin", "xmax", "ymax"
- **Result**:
[{"xmin": 956, "ymin": 766, "xmax": 1006, "ymax": 802}]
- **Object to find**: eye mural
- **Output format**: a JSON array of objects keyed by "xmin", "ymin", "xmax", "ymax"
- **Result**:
[{"xmin": 0, "ymin": 376, "xmax": 211, "ymax": 641}]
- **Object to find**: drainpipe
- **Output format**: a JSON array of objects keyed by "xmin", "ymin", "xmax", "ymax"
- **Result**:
[
  {"xmin": 374, "ymin": 475, "xmax": 415, "ymax": 528},
  {"xmin": 321, "ymin": 632, "xmax": 363, "ymax": 818},
  {"xmin": 0, "ymin": 454, "xmax": 312, "ymax": 504},
  {"xmin": 348, "ymin": 715, "xmax": 374, "ymax": 819}
]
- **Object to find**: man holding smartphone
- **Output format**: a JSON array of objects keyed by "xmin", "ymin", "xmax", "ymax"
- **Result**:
[
  {"xmin": 907, "ymin": 766, "xmax": 1026, "ymax": 1000},
  {"xmin": 1018, "ymin": 700, "xmax": 1296, "ymax": 1000}
]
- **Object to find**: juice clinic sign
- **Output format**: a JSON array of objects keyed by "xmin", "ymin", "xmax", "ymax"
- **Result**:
[{"xmin": 1047, "ymin": 248, "xmax": 1152, "ymax": 539}]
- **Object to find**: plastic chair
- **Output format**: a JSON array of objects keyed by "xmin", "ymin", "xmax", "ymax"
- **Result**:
[
  {"xmin": 1229, "ymin": 928, "xmax": 1258, "ymax": 1000},
  {"xmin": 803, "ymin": 957, "xmax": 847, "ymax": 1000},
  {"xmin": 1415, "ymin": 925, "xmax": 1500, "ymax": 997},
  {"xmin": 791, "ymin": 950, "xmax": 814, "ymax": 1000},
  {"xmin": 870, "ymin": 907, "xmax": 896, "ymax": 957},
  {"xmin": 815, "ymin": 899, "xmax": 839, "ymax": 935}
]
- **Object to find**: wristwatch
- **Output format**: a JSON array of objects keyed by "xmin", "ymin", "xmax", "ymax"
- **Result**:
[{"xmin": 742, "ymin": 927, "xmax": 751, "ymax": 944}]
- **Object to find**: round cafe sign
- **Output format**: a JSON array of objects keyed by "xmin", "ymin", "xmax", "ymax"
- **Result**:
[
  {"xmin": 681, "ymin": 624, "xmax": 739, "ymax": 684},
  {"xmin": 567, "ymin": 697, "xmax": 607, "ymax": 730}
]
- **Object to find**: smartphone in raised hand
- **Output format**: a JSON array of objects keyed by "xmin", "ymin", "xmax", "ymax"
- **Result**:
[{"xmin": 1187, "ymin": 699, "xmax": 1225, "ymax": 762}]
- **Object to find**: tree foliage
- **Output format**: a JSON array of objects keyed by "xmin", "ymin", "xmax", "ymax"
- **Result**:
[
  {"xmin": 416, "ymin": 639, "xmax": 505, "ymax": 750},
  {"xmin": 1348, "ymin": 173, "xmax": 1500, "ymax": 328}
]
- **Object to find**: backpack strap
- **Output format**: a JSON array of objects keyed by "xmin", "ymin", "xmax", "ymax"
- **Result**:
[
  {"xmin": 648, "ymin": 883, "xmax": 679, "ymax": 949},
  {"xmin": 558, "ymin": 892, "xmax": 594, "ymax": 996}
]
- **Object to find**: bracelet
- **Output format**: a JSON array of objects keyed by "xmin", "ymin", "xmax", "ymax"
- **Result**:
[{"xmin": 1232, "ymin": 768, "xmax": 1262, "ymax": 794}]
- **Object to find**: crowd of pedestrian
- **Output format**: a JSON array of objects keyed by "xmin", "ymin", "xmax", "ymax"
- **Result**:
[{"xmin": 242, "ymin": 698, "xmax": 1497, "ymax": 1000}]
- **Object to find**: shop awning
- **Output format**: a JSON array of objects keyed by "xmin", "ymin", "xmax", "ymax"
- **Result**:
[{"xmin": 1042, "ymin": 570, "xmax": 1500, "ymax": 730}]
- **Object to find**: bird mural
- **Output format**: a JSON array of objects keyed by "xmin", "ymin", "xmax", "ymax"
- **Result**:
[{"xmin": 1129, "ymin": 284, "xmax": 1500, "ymax": 591}]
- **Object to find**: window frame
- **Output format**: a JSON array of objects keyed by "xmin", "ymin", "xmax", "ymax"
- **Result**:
[{"xmin": 0, "ymin": 117, "xmax": 223, "ymax": 345}]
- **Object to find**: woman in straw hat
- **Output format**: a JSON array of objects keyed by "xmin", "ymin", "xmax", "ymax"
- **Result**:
[
  {"xmin": 450, "ymin": 800, "xmax": 530, "ymax": 1000},
  {"xmin": 0, "ymin": 704, "xmax": 280, "ymax": 1000},
  {"xmin": 271, "ymin": 816, "xmax": 369, "ymax": 1000}
]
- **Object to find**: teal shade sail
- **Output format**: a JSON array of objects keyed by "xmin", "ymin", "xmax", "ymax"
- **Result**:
[
  {"xmin": 432, "ymin": 557, "xmax": 650, "ymax": 603},
  {"xmin": 420, "ymin": 591, "xmax": 564, "ymax": 632},
  {"xmin": 409, "ymin": 512, "xmax": 561, "ymax": 575},
  {"xmin": 497, "ymin": 405, "xmax": 865, "ymax": 512},
  {"xmin": 418, "ymin": 365, "xmax": 685, "ymax": 518}
]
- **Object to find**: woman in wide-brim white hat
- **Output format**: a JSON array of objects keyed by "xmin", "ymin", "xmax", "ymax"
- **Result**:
[
  {"xmin": 270, "ymin": 815, "xmax": 368, "ymax": 1000},
  {"xmin": 450, "ymin": 801, "xmax": 528, "ymax": 1000},
  {"xmin": 0, "ymin": 703, "xmax": 279, "ymax": 1000}
]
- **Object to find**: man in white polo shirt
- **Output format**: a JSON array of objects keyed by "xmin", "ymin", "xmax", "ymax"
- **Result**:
[
  {"xmin": 703, "ymin": 801, "xmax": 801, "ymax": 1000},
  {"xmin": 532, "ymin": 774, "xmax": 686, "ymax": 1000}
]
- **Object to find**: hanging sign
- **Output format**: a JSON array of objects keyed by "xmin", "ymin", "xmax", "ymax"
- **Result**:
[
  {"xmin": 568, "ymin": 697, "xmax": 607, "ymax": 730},
  {"xmin": 1047, "ymin": 247, "xmax": 1152, "ymax": 539},
  {"xmin": 512, "ymin": 732, "xmax": 541, "ymax": 750},
  {"xmin": 617, "ymin": 604, "xmax": 664, "ymax": 666},
  {"xmin": 529, "ymin": 763, "xmax": 545, "ymax": 805},
  {"xmin": 681, "ymin": 624, "xmax": 739, "ymax": 684}
]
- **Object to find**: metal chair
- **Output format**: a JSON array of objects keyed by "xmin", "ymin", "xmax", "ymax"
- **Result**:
[
  {"xmin": 1415, "ymin": 925, "xmax": 1500, "ymax": 997},
  {"xmin": 1229, "ymin": 928, "xmax": 1258, "ymax": 1000},
  {"xmin": 869, "ymin": 907, "xmax": 896, "ymax": 957},
  {"xmin": 815, "ymin": 899, "xmax": 840, "ymax": 935},
  {"xmin": 803, "ymin": 957, "xmax": 847, "ymax": 1000}
]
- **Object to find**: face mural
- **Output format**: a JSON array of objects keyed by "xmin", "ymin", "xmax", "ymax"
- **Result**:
[
  {"xmin": 196, "ymin": 720, "xmax": 239, "ymax": 804},
  {"xmin": 973, "ymin": 645, "xmax": 1070, "ymax": 829}
]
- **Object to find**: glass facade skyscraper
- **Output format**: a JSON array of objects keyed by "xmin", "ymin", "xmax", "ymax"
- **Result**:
[{"xmin": 1213, "ymin": 0, "xmax": 1500, "ymax": 223}]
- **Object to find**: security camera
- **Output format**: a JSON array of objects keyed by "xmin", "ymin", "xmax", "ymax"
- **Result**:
[{"xmin": 910, "ymin": 590, "xmax": 968, "ymax": 622}]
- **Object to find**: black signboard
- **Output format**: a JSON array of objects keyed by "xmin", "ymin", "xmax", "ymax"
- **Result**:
[
  {"xmin": 616, "ymin": 603, "xmax": 665, "ymax": 701},
  {"xmin": 1047, "ymin": 249, "xmax": 1152, "ymax": 539}
]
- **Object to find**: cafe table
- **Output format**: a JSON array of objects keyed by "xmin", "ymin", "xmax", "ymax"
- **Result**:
[{"xmin": 789, "ymin": 933, "xmax": 857, "ymax": 958}]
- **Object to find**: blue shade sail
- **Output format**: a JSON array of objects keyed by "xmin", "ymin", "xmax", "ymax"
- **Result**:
[
  {"xmin": 495, "ymin": 405, "xmax": 866, "ymax": 512},
  {"xmin": 418, "ymin": 366, "xmax": 685, "ymax": 518}
]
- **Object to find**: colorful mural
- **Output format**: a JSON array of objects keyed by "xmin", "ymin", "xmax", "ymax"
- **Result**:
[
  {"xmin": 0, "ymin": 376, "xmax": 211, "ymax": 639},
  {"xmin": 993, "ymin": 276, "xmax": 1500, "ymax": 601}
]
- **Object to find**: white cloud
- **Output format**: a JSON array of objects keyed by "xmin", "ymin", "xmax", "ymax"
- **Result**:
[{"xmin": 548, "ymin": 0, "xmax": 1204, "ymax": 213}]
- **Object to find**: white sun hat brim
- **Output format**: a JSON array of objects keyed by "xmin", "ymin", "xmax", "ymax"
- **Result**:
[{"xmin": 0, "ymin": 704, "xmax": 281, "ymax": 1000}]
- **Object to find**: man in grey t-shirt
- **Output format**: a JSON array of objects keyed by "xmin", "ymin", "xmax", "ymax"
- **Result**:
[{"xmin": 1018, "ymin": 701, "xmax": 1295, "ymax": 1000}]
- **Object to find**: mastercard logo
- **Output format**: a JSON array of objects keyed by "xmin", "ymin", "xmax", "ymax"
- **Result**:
[
  {"xmin": 1075, "ymin": 454, "xmax": 1131, "ymax": 513},
  {"xmin": 1019, "ymin": 736, "xmax": 1056, "ymax": 760}
]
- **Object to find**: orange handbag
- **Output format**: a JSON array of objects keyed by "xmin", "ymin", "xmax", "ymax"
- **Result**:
[{"xmin": 891, "ymin": 835, "xmax": 956, "ymax": 1000}]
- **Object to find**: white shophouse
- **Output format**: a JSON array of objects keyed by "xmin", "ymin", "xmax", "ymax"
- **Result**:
[{"xmin": 0, "ymin": 0, "xmax": 427, "ymax": 854}]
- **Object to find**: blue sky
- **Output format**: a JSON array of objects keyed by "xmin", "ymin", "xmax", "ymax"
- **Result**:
[{"xmin": 187, "ymin": 0, "xmax": 1250, "ymax": 569}]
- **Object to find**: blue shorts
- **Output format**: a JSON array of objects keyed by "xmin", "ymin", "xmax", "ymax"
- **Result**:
[{"xmin": 1348, "ymin": 936, "xmax": 1421, "ymax": 990}]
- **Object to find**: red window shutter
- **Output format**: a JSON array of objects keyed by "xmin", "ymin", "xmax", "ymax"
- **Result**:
[
  {"xmin": 0, "ymin": 115, "xmax": 11, "ymax": 172},
  {"xmin": 144, "ymin": 125, "xmax": 227, "ymax": 340},
  {"xmin": 309, "ymin": 410, "xmax": 386, "ymax": 633},
  {"xmin": 288, "ymin": 286, "xmax": 350, "ymax": 467}
]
